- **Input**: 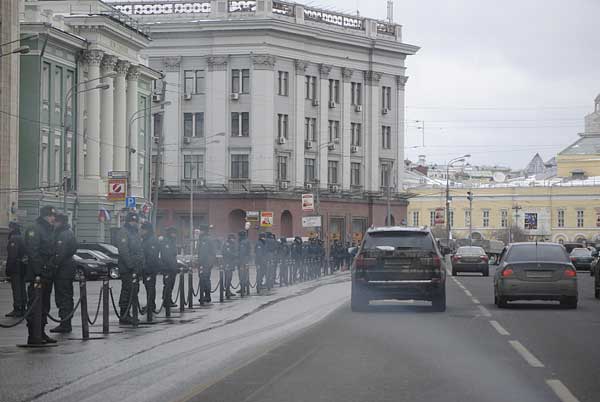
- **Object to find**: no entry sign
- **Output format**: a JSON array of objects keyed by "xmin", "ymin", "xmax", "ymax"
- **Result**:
[{"xmin": 108, "ymin": 179, "xmax": 127, "ymax": 201}]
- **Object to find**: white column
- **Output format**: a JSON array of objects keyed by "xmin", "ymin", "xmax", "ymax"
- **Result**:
[
  {"xmin": 126, "ymin": 65, "xmax": 141, "ymax": 188},
  {"xmin": 205, "ymin": 56, "xmax": 228, "ymax": 185},
  {"xmin": 251, "ymin": 55, "xmax": 276, "ymax": 186},
  {"xmin": 366, "ymin": 71, "xmax": 382, "ymax": 192},
  {"xmin": 318, "ymin": 64, "xmax": 332, "ymax": 188},
  {"xmin": 113, "ymin": 60, "xmax": 129, "ymax": 171},
  {"xmin": 100, "ymin": 55, "xmax": 117, "ymax": 177},
  {"xmin": 341, "ymin": 68, "xmax": 353, "ymax": 190},
  {"xmin": 396, "ymin": 76, "xmax": 408, "ymax": 190},
  {"xmin": 294, "ymin": 60, "xmax": 307, "ymax": 186},
  {"xmin": 83, "ymin": 50, "xmax": 103, "ymax": 179},
  {"xmin": 161, "ymin": 56, "xmax": 182, "ymax": 186}
]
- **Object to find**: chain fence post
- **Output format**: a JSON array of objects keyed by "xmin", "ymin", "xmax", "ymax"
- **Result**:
[
  {"xmin": 31, "ymin": 277, "xmax": 43, "ymax": 342},
  {"xmin": 79, "ymin": 277, "xmax": 89, "ymax": 340},
  {"xmin": 179, "ymin": 269, "xmax": 185, "ymax": 313},
  {"xmin": 187, "ymin": 270, "xmax": 193, "ymax": 309},
  {"xmin": 164, "ymin": 273, "xmax": 171, "ymax": 318},
  {"xmin": 219, "ymin": 268, "xmax": 224, "ymax": 303},
  {"xmin": 131, "ymin": 274, "xmax": 139, "ymax": 327},
  {"xmin": 102, "ymin": 278, "xmax": 109, "ymax": 334}
]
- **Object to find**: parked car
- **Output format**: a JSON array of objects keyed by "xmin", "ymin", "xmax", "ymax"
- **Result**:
[
  {"xmin": 494, "ymin": 242, "xmax": 577, "ymax": 309},
  {"xmin": 73, "ymin": 249, "xmax": 111, "ymax": 280},
  {"xmin": 80, "ymin": 243, "xmax": 119, "ymax": 260},
  {"xmin": 351, "ymin": 226, "xmax": 446, "ymax": 312},
  {"xmin": 451, "ymin": 246, "xmax": 489, "ymax": 276},
  {"xmin": 569, "ymin": 248, "xmax": 594, "ymax": 272}
]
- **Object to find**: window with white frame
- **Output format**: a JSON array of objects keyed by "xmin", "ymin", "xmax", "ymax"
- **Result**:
[
  {"xmin": 183, "ymin": 113, "xmax": 193, "ymax": 137},
  {"xmin": 194, "ymin": 113, "xmax": 204, "ymax": 137},
  {"xmin": 183, "ymin": 112, "xmax": 204, "ymax": 138},
  {"xmin": 184, "ymin": 155, "xmax": 204, "ymax": 179},
  {"xmin": 304, "ymin": 117, "xmax": 316, "ymax": 141},
  {"xmin": 429, "ymin": 210, "xmax": 436, "ymax": 227},
  {"xmin": 277, "ymin": 114, "xmax": 289, "ymax": 139},
  {"xmin": 328, "ymin": 79, "xmax": 339, "ymax": 103},
  {"xmin": 351, "ymin": 162, "xmax": 361, "ymax": 186},
  {"xmin": 305, "ymin": 158, "xmax": 316, "ymax": 182},
  {"xmin": 465, "ymin": 209, "xmax": 471, "ymax": 226},
  {"xmin": 231, "ymin": 112, "xmax": 250, "ymax": 137},
  {"xmin": 577, "ymin": 210, "xmax": 584, "ymax": 228},
  {"xmin": 328, "ymin": 120, "xmax": 340, "ymax": 143},
  {"xmin": 305, "ymin": 75, "xmax": 317, "ymax": 100},
  {"xmin": 380, "ymin": 161, "xmax": 393, "ymax": 188},
  {"xmin": 483, "ymin": 210, "xmax": 490, "ymax": 227},
  {"xmin": 412, "ymin": 211, "xmax": 420, "ymax": 227},
  {"xmin": 231, "ymin": 154, "xmax": 249, "ymax": 179},
  {"xmin": 328, "ymin": 160, "xmax": 339, "ymax": 184},
  {"xmin": 351, "ymin": 82, "xmax": 362, "ymax": 105},
  {"xmin": 557, "ymin": 209, "xmax": 565, "ymax": 228},
  {"xmin": 351, "ymin": 123, "xmax": 362, "ymax": 146},
  {"xmin": 277, "ymin": 155, "xmax": 288, "ymax": 181},
  {"xmin": 278, "ymin": 71, "xmax": 289, "ymax": 96},
  {"xmin": 232, "ymin": 69, "xmax": 250, "ymax": 94},
  {"xmin": 501, "ymin": 209, "xmax": 508, "ymax": 228},
  {"xmin": 381, "ymin": 126, "xmax": 392, "ymax": 149},
  {"xmin": 382, "ymin": 86, "xmax": 392, "ymax": 110},
  {"xmin": 54, "ymin": 66, "xmax": 63, "ymax": 109}
]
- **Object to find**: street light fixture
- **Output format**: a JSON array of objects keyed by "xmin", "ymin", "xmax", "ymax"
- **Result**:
[
  {"xmin": 445, "ymin": 154, "xmax": 471, "ymax": 248},
  {"xmin": 0, "ymin": 45, "xmax": 30, "ymax": 58}
]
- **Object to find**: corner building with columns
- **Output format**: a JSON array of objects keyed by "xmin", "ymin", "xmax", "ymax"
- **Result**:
[
  {"xmin": 113, "ymin": 0, "xmax": 419, "ymax": 245},
  {"xmin": 17, "ymin": 1, "xmax": 161, "ymax": 242}
]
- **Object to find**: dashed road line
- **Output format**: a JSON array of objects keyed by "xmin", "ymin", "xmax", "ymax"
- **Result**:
[
  {"xmin": 489, "ymin": 320, "xmax": 510, "ymax": 336},
  {"xmin": 509, "ymin": 340, "xmax": 544, "ymax": 368},
  {"xmin": 478, "ymin": 305, "xmax": 492, "ymax": 317},
  {"xmin": 464, "ymin": 289, "xmax": 473, "ymax": 297},
  {"xmin": 471, "ymin": 298, "xmax": 480, "ymax": 304},
  {"xmin": 546, "ymin": 379, "xmax": 580, "ymax": 402}
]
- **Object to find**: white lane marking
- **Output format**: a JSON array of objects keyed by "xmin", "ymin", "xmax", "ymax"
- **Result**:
[
  {"xmin": 489, "ymin": 320, "xmax": 510, "ymax": 336},
  {"xmin": 546, "ymin": 379, "xmax": 581, "ymax": 402},
  {"xmin": 509, "ymin": 340, "xmax": 544, "ymax": 368},
  {"xmin": 471, "ymin": 298, "xmax": 480, "ymax": 304},
  {"xmin": 478, "ymin": 305, "xmax": 492, "ymax": 317},
  {"xmin": 464, "ymin": 289, "xmax": 473, "ymax": 297}
]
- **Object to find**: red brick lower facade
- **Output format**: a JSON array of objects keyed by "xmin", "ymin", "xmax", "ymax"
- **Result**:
[{"xmin": 155, "ymin": 192, "xmax": 408, "ymax": 246}]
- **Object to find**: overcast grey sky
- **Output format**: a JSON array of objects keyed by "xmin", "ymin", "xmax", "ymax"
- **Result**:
[{"xmin": 311, "ymin": 0, "xmax": 600, "ymax": 169}]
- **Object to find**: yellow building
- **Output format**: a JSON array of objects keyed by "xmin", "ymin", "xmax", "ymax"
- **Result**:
[{"xmin": 408, "ymin": 180, "xmax": 600, "ymax": 244}]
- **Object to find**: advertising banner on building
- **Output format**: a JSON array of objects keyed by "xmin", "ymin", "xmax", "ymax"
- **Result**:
[
  {"xmin": 302, "ymin": 194, "xmax": 315, "ymax": 212},
  {"xmin": 596, "ymin": 208, "xmax": 600, "ymax": 227},
  {"xmin": 302, "ymin": 216, "xmax": 322, "ymax": 228},
  {"xmin": 246, "ymin": 211, "xmax": 259, "ymax": 222},
  {"xmin": 260, "ymin": 211, "xmax": 273, "ymax": 227},
  {"xmin": 434, "ymin": 208, "xmax": 445, "ymax": 225},
  {"xmin": 524, "ymin": 213, "xmax": 538, "ymax": 230},
  {"xmin": 107, "ymin": 179, "xmax": 127, "ymax": 201}
]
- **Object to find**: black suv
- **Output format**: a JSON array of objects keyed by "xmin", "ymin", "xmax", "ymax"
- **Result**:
[{"xmin": 351, "ymin": 227, "xmax": 446, "ymax": 312}]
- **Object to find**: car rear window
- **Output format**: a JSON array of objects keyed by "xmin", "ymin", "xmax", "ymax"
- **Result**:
[
  {"xmin": 457, "ymin": 247, "xmax": 485, "ymax": 256},
  {"xmin": 571, "ymin": 248, "xmax": 591, "ymax": 256},
  {"xmin": 363, "ymin": 231, "xmax": 435, "ymax": 251},
  {"xmin": 506, "ymin": 244, "xmax": 569, "ymax": 263}
]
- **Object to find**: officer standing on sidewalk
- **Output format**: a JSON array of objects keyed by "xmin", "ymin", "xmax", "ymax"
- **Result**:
[
  {"xmin": 198, "ymin": 224, "xmax": 216, "ymax": 303},
  {"xmin": 140, "ymin": 222, "xmax": 160, "ymax": 316},
  {"xmin": 5, "ymin": 222, "xmax": 26, "ymax": 318},
  {"xmin": 254, "ymin": 233, "xmax": 267, "ymax": 292},
  {"xmin": 116, "ymin": 212, "xmax": 144, "ymax": 325},
  {"xmin": 237, "ymin": 230, "xmax": 251, "ymax": 295},
  {"xmin": 49, "ymin": 213, "xmax": 78, "ymax": 333},
  {"xmin": 160, "ymin": 227, "xmax": 178, "ymax": 308},
  {"xmin": 222, "ymin": 234, "xmax": 238, "ymax": 299},
  {"xmin": 23, "ymin": 205, "xmax": 58, "ymax": 345}
]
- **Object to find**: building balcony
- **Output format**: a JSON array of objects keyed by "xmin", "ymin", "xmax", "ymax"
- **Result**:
[{"xmin": 228, "ymin": 178, "xmax": 251, "ymax": 192}]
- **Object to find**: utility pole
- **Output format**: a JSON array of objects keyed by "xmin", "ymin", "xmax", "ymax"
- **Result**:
[
  {"xmin": 510, "ymin": 204, "xmax": 522, "ymax": 243},
  {"xmin": 190, "ymin": 179, "xmax": 194, "ymax": 255},
  {"xmin": 467, "ymin": 191, "xmax": 473, "ymax": 246}
]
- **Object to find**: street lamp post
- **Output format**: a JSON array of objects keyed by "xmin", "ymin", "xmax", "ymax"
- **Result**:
[
  {"xmin": 445, "ymin": 154, "xmax": 471, "ymax": 247},
  {"xmin": 313, "ymin": 141, "xmax": 336, "ymax": 240},
  {"xmin": 467, "ymin": 191, "xmax": 474, "ymax": 246}
]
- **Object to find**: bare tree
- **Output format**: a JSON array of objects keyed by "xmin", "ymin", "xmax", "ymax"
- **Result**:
[{"xmin": 492, "ymin": 226, "xmax": 528, "ymax": 244}]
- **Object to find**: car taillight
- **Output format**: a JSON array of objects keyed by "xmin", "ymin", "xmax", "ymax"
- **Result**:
[
  {"xmin": 501, "ymin": 268, "xmax": 514, "ymax": 278},
  {"xmin": 433, "ymin": 255, "xmax": 442, "ymax": 269},
  {"xmin": 570, "ymin": 257, "xmax": 577, "ymax": 262},
  {"xmin": 355, "ymin": 255, "xmax": 376, "ymax": 270},
  {"xmin": 564, "ymin": 268, "xmax": 576, "ymax": 278},
  {"xmin": 452, "ymin": 255, "xmax": 461, "ymax": 262},
  {"xmin": 481, "ymin": 255, "xmax": 489, "ymax": 262}
]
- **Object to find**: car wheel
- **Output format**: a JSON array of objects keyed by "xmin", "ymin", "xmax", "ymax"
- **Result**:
[
  {"xmin": 351, "ymin": 282, "xmax": 369, "ymax": 312},
  {"xmin": 595, "ymin": 288, "xmax": 600, "ymax": 299},
  {"xmin": 560, "ymin": 296, "xmax": 577, "ymax": 309},
  {"xmin": 432, "ymin": 285, "xmax": 446, "ymax": 312},
  {"xmin": 497, "ymin": 295, "xmax": 508, "ymax": 308},
  {"xmin": 483, "ymin": 268, "xmax": 489, "ymax": 277},
  {"xmin": 451, "ymin": 269, "xmax": 457, "ymax": 276},
  {"xmin": 591, "ymin": 269, "xmax": 595, "ymax": 277}
]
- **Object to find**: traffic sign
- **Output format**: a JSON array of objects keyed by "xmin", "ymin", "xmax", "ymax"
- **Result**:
[
  {"xmin": 302, "ymin": 194, "xmax": 314, "ymax": 212},
  {"xmin": 125, "ymin": 197, "xmax": 136, "ymax": 209},
  {"xmin": 107, "ymin": 179, "xmax": 127, "ymax": 201},
  {"xmin": 108, "ymin": 171, "xmax": 129, "ymax": 179}
]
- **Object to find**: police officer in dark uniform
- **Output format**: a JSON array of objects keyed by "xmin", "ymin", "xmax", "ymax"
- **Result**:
[
  {"xmin": 278, "ymin": 237, "xmax": 290, "ymax": 286},
  {"xmin": 160, "ymin": 227, "xmax": 178, "ymax": 308},
  {"xmin": 198, "ymin": 224, "xmax": 216, "ymax": 303},
  {"xmin": 290, "ymin": 236, "xmax": 303, "ymax": 284},
  {"xmin": 254, "ymin": 233, "xmax": 267, "ymax": 293},
  {"xmin": 140, "ymin": 222, "xmax": 160, "ymax": 318},
  {"xmin": 23, "ymin": 205, "xmax": 58, "ymax": 344},
  {"xmin": 222, "ymin": 234, "xmax": 238, "ymax": 299},
  {"xmin": 5, "ymin": 222, "xmax": 26, "ymax": 318},
  {"xmin": 237, "ymin": 230, "xmax": 251, "ymax": 295},
  {"xmin": 116, "ymin": 212, "xmax": 144, "ymax": 325},
  {"xmin": 265, "ymin": 232, "xmax": 279, "ymax": 289},
  {"xmin": 50, "ymin": 213, "xmax": 78, "ymax": 333}
]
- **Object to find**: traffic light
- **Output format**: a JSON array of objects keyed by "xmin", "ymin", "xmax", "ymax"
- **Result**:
[{"xmin": 467, "ymin": 191, "xmax": 473, "ymax": 201}]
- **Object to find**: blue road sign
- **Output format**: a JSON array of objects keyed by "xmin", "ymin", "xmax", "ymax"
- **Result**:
[{"xmin": 125, "ymin": 196, "xmax": 136, "ymax": 209}]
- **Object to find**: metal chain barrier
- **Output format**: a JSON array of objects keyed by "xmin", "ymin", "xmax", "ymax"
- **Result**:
[
  {"xmin": 0, "ymin": 292, "xmax": 41, "ymax": 329},
  {"xmin": 47, "ymin": 297, "xmax": 82, "ymax": 324},
  {"xmin": 210, "ymin": 277, "xmax": 222, "ymax": 293},
  {"xmin": 153, "ymin": 300, "xmax": 165, "ymax": 315},
  {"xmin": 172, "ymin": 274, "xmax": 181, "ymax": 304},
  {"xmin": 192, "ymin": 275, "xmax": 201, "ymax": 297},
  {"xmin": 87, "ymin": 290, "xmax": 103, "ymax": 326}
]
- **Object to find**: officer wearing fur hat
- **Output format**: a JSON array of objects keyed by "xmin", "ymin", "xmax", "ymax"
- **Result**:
[
  {"xmin": 160, "ymin": 227, "xmax": 179, "ymax": 308},
  {"xmin": 116, "ymin": 211, "xmax": 144, "ymax": 325},
  {"xmin": 197, "ymin": 224, "xmax": 216, "ymax": 303},
  {"xmin": 5, "ymin": 221, "xmax": 26, "ymax": 318}
]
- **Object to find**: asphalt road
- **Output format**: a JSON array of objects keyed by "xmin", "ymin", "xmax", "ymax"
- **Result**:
[{"xmin": 185, "ymin": 265, "xmax": 600, "ymax": 402}]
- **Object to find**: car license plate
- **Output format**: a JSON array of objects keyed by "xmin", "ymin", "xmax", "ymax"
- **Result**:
[{"xmin": 526, "ymin": 271, "xmax": 552, "ymax": 279}]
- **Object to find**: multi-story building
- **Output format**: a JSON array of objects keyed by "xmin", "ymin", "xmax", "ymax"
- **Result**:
[
  {"xmin": 17, "ymin": 1, "xmax": 161, "ymax": 242},
  {"xmin": 0, "ymin": 0, "xmax": 21, "ymax": 253},
  {"xmin": 112, "ymin": 0, "xmax": 419, "ymax": 244}
]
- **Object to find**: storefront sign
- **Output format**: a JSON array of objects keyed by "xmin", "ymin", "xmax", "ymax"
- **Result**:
[{"xmin": 302, "ymin": 216, "xmax": 322, "ymax": 228}]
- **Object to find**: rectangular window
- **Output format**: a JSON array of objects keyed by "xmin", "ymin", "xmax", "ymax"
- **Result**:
[
  {"xmin": 380, "ymin": 162, "xmax": 392, "ymax": 188},
  {"xmin": 305, "ymin": 158, "xmax": 316, "ymax": 182},
  {"xmin": 231, "ymin": 154, "xmax": 249, "ymax": 179},
  {"xmin": 54, "ymin": 66, "xmax": 63, "ymax": 108},
  {"xmin": 231, "ymin": 112, "xmax": 250, "ymax": 137},
  {"xmin": 305, "ymin": 117, "xmax": 316, "ymax": 141},
  {"xmin": 412, "ymin": 211, "xmax": 420, "ymax": 227},
  {"xmin": 381, "ymin": 126, "xmax": 392, "ymax": 149},
  {"xmin": 184, "ymin": 70, "xmax": 194, "ymax": 95},
  {"xmin": 195, "ymin": 70, "xmax": 205, "ymax": 94},
  {"xmin": 42, "ymin": 62, "xmax": 50, "ymax": 104},
  {"xmin": 54, "ymin": 147, "xmax": 60, "ymax": 184},
  {"xmin": 305, "ymin": 75, "xmax": 316, "ymax": 100},
  {"xmin": 328, "ymin": 79, "xmax": 340, "ymax": 103},
  {"xmin": 429, "ymin": 210, "xmax": 436, "ymax": 227},
  {"xmin": 382, "ymin": 86, "xmax": 392, "ymax": 110},
  {"xmin": 232, "ymin": 69, "xmax": 240, "ymax": 94},
  {"xmin": 194, "ymin": 112, "xmax": 204, "ymax": 137},
  {"xmin": 501, "ymin": 209, "xmax": 508, "ymax": 228},
  {"xmin": 242, "ymin": 69, "xmax": 250, "ymax": 93},
  {"xmin": 328, "ymin": 120, "xmax": 340, "ymax": 143},
  {"xmin": 557, "ymin": 209, "xmax": 565, "ymax": 228},
  {"xmin": 465, "ymin": 209, "xmax": 471, "ymax": 226},
  {"xmin": 351, "ymin": 162, "xmax": 361, "ymax": 186},
  {"xmin": 450, "ymin": 210, "xmax": 454, "ymax": 228},
  {"xmin": 278, "ymin": 114, "xmax": 289, "ymax": 139},
  {"xmin": 483, "ymin": 210, "xmax": 490, "ymax": 228},
  {"xmin": 328, "ymin": 161, "xmax": 339, "ymax": 184},
  {"xmin": 153, "ymin": 113, "xmax": 163, "ymax": 138},
  {"xmin": 277, "ymin": 156, "xmax": 288, "ymax": 181},
  {"xmin": 184, "ymin": 155, "xmax": 204, "ymax": 179},
  {"xmin": 351, "ymin": 123, "xmax": 362, "ymax": 146},
  {"xmin": 577, "ymin": 210, "xmax": 584, "ymax": 228},
  {"xmin": 65, "ymin": 70, "xmax": 74, "ymax": 124},
  {"xmin": 183, "ymin": 113, "xmax": 193, "ymax": 137},
  {"xmin": 278, "ymin": 71, "xmax": 289, "ymax": 96},
  {"xmin": 351, "ymin": 82, "xmax": 362, "ymax": 105}
]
